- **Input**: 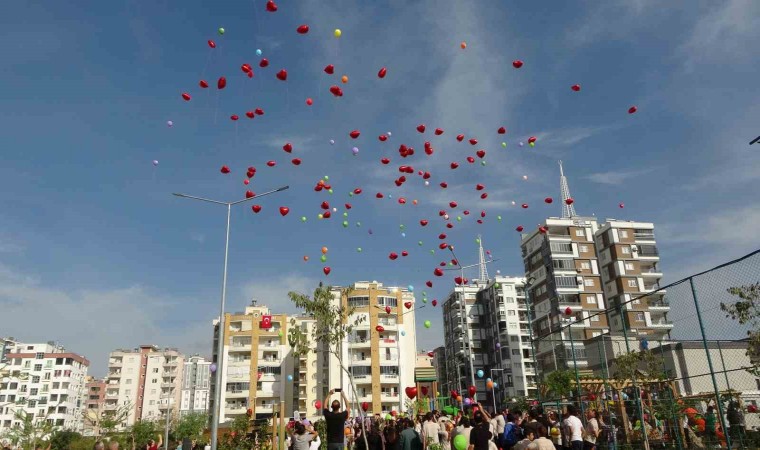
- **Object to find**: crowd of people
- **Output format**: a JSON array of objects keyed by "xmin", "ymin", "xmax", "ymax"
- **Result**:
[{"xmin": 314, "ymin": 392, "xmax": 619, "ymax": 450}]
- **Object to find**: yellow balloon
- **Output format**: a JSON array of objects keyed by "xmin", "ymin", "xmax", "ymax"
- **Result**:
[{"xmin": 334, "ymin": 29, "xmax": 342, "ymax": 38}]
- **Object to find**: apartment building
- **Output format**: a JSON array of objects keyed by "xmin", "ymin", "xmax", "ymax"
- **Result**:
[
  {"xmin": 442, "ymin": 283, "xmax": 484, "ymax": 398},
  {"xmin": 104, "ymin": 346, "xmax": 184, "ymax": 427},
  {"xmin": 477, "ymin": 276, "xmax": 536, "ymax": 399},
  {"xmin": 179, "ymin": 356, "xmax": 211, "ymax": 416},
  {"xmin": 82, "ymin": 376, "xmax": 106, "ymax": 436},
  {"xmin": 326, "ymin": 282, "xmax": 417, "ymax": 415},
  {"xmin": 0, "ymin": 340, "xmax": 89, "ymax": 432},
  {"xmin": 291, "ymin": 316, "xmax": 318, "ymax": 418},
  {"xmin": 210, "ymin": 301, "xmax": 298, "ymax": 423},
  {"xmin": 432, "ymin": 347, "xmax": 449, "ymax": 394},
  {"xmin": 520, "ymin": 162, "xmax": 671, "ymax": 379},
  {"xmin": 595, "ymin": 220, "xmax": 672, "ymax": 339}
]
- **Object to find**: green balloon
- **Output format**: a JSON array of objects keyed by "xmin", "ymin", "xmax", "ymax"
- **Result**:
[
  {"xmin": 328, "ymin": 189, "xmax": 334, "ymax": 194},
  {"xmin": 317, "ymin": 214, "xmax": 324, "ymax": 219},
  {"xmin": 418, "ymin": 241, "xmax": 423, "ymax": 246},
  {"xmin": 399, "ymin": 224, "xmax": 405, "ymax": 229},
  {"xmin": 422, "ymin": 298, "xmax": 428, "ymax": 303},
  {"xmin": 301, "ymin": 216, "xmax": 307, "ymax": 222},
  {"xmin": 424, "ymin": 320, "xmax": 431, "ymax": 328},
  {"xmin": 481, "ymin": 160, "xmax": 486, "ymax": 166},
  {"xmin": 495, "ymin": 283, "xmax": 501, "ymax": 289},
  {"xmin": 457, "ymin": 216, "xmax": 462, "ymax": 222},
  {"xmin": 501, "ymin": 142, "xmax": 507, "ymax": 148},
  {"xmin": 320, "ymin": 255, "xmax": 327, "ymax": 262},
  {"xmin": 497, "ymin": 215, "xmax": 502, "ymax": 221},
  {"xmin": 454, "ymin": 435, "xmax": 467, "ymax": 450},
  {"xmin": 475, "ymin": 238, "xmax": 481, "ymax": 244},
  {"xmin": 342, "ymin": 221, "xmax": 349, "ymax": 227},
  {"xmin": 422, "ymin": 291, "xmax": 427, "ymax": 297},
  {"xmin": 356, "ymin": 222, "xmax": 362, "ymax": 227},
  {"xmin": 430, "ymin": 249, "xmax": 435, "ymax": 254},
  {"xmin": 324, "ymin": 176, "xmax": 329, "ymax": 181},
  {"xmin": 357, "ymin": 247, "xmax": 362, "ymax": 252},
  {"xmin": 349, "ymin": 192, "xmax": 354, "ymax": 197},
  {"xmin": 218, "ymin": 27, "xmax": 225, "ymax": 35},
  {"xmin": 385, "ymin": 414, "xmax": 392, "ymax": 420},
  {"xmin": 343, "ymin": 212, "xmax": 348, "ymax": 217}
]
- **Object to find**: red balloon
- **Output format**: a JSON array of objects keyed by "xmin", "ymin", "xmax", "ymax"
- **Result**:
[
  {"xmin": 628, "ymin": 106, "xmax": 637, "ymax": 114},
  {"xmin": 279, "ymin": 206, "xmax": 290, "ymax": 216},
  {"xmin": 291, "ymin": 158, "xmax": 301, "ymax": 166},
  {"xmin": 398, "ymin": 198, "xmax": 407, "ymax": 204},
  {"xmin": 435, "ymin": 128, "xmax": 444, "ymax": 135},
  {"xmin": 353, "ymin": 188, "xmax": 362, "ymax": 195},
  {"xmin": 389, "ymin": 252, "xmax": 398, "ymax": 260},
  {"xmin": 315, "ymin": 400, "xmax": 322, "ymax": 410},
  {"xmin": 266, "ymin": 0, "xmax": 278, "ymax": 12},
  {"xmin": 416, "ymin": 124, "xmax": 426, "ymax": 133},
  {"xmin": 545, "ymin": 197, "xmax": 553, "ymax": 204},
  {"xmin": 432, "ymin": 300, "xmax": 438, "ymax": 306},
  {"xmin": 440, "ymin": 182, "xmax": 448, "ymax": 188},
  {"xmin": 276, "ymin": 69, "xmax": 287, "ymax": 81},
  {"xmin": 404, "ymin": 301, "xmax": 412, "ymax": 309},
  {"xmin": 208, "ymin": 40, "xmax": 216, "ymax": 48},
  {"xmin": 220, "ymin": 165, "xmax": 230, "ymax": 174},
  {"xmin": 182, "ymin": 93, "xmax": 191, "ymax": 101},
  {"xmin": 241, "ymin": 64, "xmax": 252, "ymax": 74},
  {"xmin": 379, "ymin": 135, "xmax": 388, "ymax": 142},
  {"xmin": 565, "ymin": 198, "xmax": 574, "ymax": 205},
  {"xmin": 324, "ymin": 64, "xmax": 335, "ymax": 75},
  {"xmin": 512, "ymin": 60, "xmax": 524, "ymax": 68},
  {"xmin": 385, "ymin": 306, "xmax": 391, "ymax": 314},
  {"xmin": 425, "ymin": 146, "xmax": 434, "ymax": 155},
  {"xmin": 450, "ymin": 162, "xmax": 459, "ymax": 169},
  {"xmin": 401, "ymin": 250, "xmax": 409, "ymax": 257},
  {"xmin": 243, "ymin": 179, "xmax": 250, "ymax": 185},
  {"xmin": 476, "ymin": 184, "xmax": 485, "ymax": 191},
  {"xmin": 421, "ymin": 386, "xmax": 429, "ymax": 396},
  {"xmin": 266, "ymin": 161, "xmax": 276, "ymax": 167},
  {"xmin": 381, "ymin": 158, "xmax": 390, "ymax": 164},
  {"xmin": 463, "ymin": 210, "xmax": 470, "ymax": 215},
  {"xmin": 349, "ymin": 130, "xmax": 361, "ymax": 139},
  {"xmin": 252, "ymin": 205, "xmax": 262, "ymax": 213},
  {"xmin": 565, "ymin": 307, "xmax": 573, "ymax": 316},
  {"xmin": 230, "ymin": 115, "xmax": 239, "ymax": 121},
  {"xmin": 246, "ymin": 111, "xmax": 254, "ymax": 118},
  {"xmin": 571, "ymin": 84, "xmax": 581, "ymax": 92},
  {"xmin": 199, "ymin": 80, "xmax": 209, "ymax": 88},
  {"xmin": 378, "ymin": 67, "xmax": 387, "ymax": 78},
  {"xmin": 375, "ymin": 192, "xmax": 383, "ymax": 198},
  {"xmin": 323, "ymin": 266, "xmax": 331, "ymax": 275},
  {"xmin": 255, "ymin": 108, "xmax": 264, "ymax": 115},
  {"xmin": 521, "ymin": 203, "xmax": 529, "ymax": 209},
  {"xmin": 438, "ymin": 233, "xmax": 447, "ymax": 240},
  {"xmin": 217, "ymin": 77, "xmax": 227, "ymax": 89},
  {"xmin": 361, "ymin": 402, "xmax": 369, "ymax": 412},
  {"xmin": 439, "ymin": 243, "xmax": 449, "ymax": 249},
  {"xmin": 539, "ymin": 226, "xmax": 548, "ymax": 234},
  {"xmin": 516, "ymin": 226, "xmax": 524, "ymax": 232},
  {"xmin": 497, "ymin": 126, "xmax": 506, "ymax": 134},
  {"xmin": 476, "ymin": 150, "xmax": 486, "ymax": 158},
  {"xmin": 376, "ymin": 325, "xmax": 385, "ymax": 332},
  {"xmin": 306, "ymin": 98, "xmax": 313, "ymax": 106},
  {"xmin": 466, "ymin": 156, "xmax": 475, "ymax": 163},
  {"xmin": 468, "ymin": 385, "xmax": 476, "ymax": 396},
  {"xmin": 283, "ymin": 143, "xmax": 293, "ymax": 153},
  {"xmin": 456, "ymin": 134, "xmax": 464, "ymax": 142},
  {"xmin": 528, "ymin": 136, "xmax": 537, "ymax": 144},
  {"xmin": 246, "ymin": 191, "xmax": 255, "ymax": 199},
  {"xmin": 419, "ymin": 220, "xmax": 429, "ymax": 227},
  {"xmin": 405, "ymin": 387, "xmax": 418, "ymax": 399},
  {"xmin": 434, "ymin": 268, "xmax": 443, "ymax": 277},
  {"xmin": 469, "ymin": 138, "xmax": 478, "ymax": 145},
  {"xmin": 323, "ymin": 211, "xmax": 331, "ymax": 219},
  {"xmin": 344, "ymin": 203, "xmax": 352, "ymax": 210},
  {"xmin": 426, "ymin": 281, "xmax": 433, "ymax": 287},
  {"xmin": 296, "ymin": 24, "xmax": 310, "ymax": 34},
  {"xmin": 329, "ymin": 85, "xmax": 343, "ymax": 97},
  {"xmin": 619, "ymin": 202, "xmax": 625, "ymax": 208}
]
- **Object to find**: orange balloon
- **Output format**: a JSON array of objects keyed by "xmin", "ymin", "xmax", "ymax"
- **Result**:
[
  {"xmin": 321, "ymin": 247, "xmax": 328, "ymax": 254},
  {"xmin": 344, "ymin": 427, "xmax": 352, "ymax": 436},
  {"xmin": 460, "ymin": 41, "xmax": 467, "ymax": 49},
  {"xmin": 341, "ymin": 75, "xmax": 348, "ymax": 84},
  {"xmin": 303, "ymin": 256, "xmax": 309, "ymax": 262}
]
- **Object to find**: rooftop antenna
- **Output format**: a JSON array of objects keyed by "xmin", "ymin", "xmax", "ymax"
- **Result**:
[
  {"xmin": 559, "ymin": 160, "xmax": 577, "ymax": 218},
  {"xmin": 477, "ymin": 235, "xmax": 489, "ymax": 283}
]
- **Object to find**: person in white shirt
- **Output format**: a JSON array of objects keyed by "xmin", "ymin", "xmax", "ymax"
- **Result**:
[
  {"xmin": 526, "ymin": 424, "xmax": 555, "ymax": 450},
  {"xmin": 562, "ymin": 406, "xmax": 584, "ymax": 450},
  {"xmin": 494, "ymin": 409, "xmax": 507, "ymax": 437},
  {"xmin": 583, "ymin": 409, "xmax": 600, "ymax": 450},
  {"xmin": 422, "ymin": 413, "xmax": 441, "ymax": 448},
  {"xmin": 309, "ymin": 435, "xmax": 321, "ymax": 450}
]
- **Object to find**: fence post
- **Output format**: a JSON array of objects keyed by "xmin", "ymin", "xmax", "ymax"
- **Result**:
[
  {"xmin": 689, "ymin": 278, "xmax": 731, "ymax": 449},
  {"xmin": 618, "ymin": 303, "xmax": 649, "ymax": 450}
]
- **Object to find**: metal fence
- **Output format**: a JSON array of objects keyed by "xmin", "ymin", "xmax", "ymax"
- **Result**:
[{"xmin": 529, "ymin": 249, "xmax": 760, "ymax": 449}]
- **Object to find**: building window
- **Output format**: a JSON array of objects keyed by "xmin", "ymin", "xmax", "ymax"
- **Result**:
[
  {"xmin": 592, "ymin": 332, "xmax": 601, "ymax": 337},
  {"xmin": 575, "ymin": 229, "xmax": 585, "ymax": 237},
  {"xmin": 551, "ymin": 243, "xmax": 573, "ymax": 253},
  {"xmin": 31, "ymin": 376, "xmax": 40, "ymax": 384},
  {"xmin": 505, "ymin": 297, "xmax": 515, "ymax": 303},
  {"xmin": 590, "ymin": 315, "xmax": 600, "ymax": 322},
  {"xmin": 152, "ymin": 379, "xmax": 158, "ymax": 384},
  {"xmin": 635, "ymin": 313, "xmax": 645, "ymax": 322},
  {"xmin": 512, "ymin": 349, "xmax": 520, "ymax": 355},
  {"xmin": 579, "ymin": 245, "xmax": 589, "ymax": 253},
  {"xmin": 347, "ymin": 296, "xmax": 370, "ymax": 308},
  {"xmin": 581, "ymin": 262, "xmax": 590, "ymax": 270},
  {"xmin": 23, "ymin": 361, "xmax": 31, "ymax": 369},
  {"xmin": 510, "ymin": 336, "xmax": 519, "ymax": 342},
  {"xmin": 625, "ymin": 263, "xmax": 634, "ymax": 271},
  {"xmin": 627, "ymin": 280, "xmax": 638, "ymax": 288},
  {"xmin": 507, "ymin": 310, "xmax": 515, "ymax": 316},
  {"xmin": 584, "ymin": 279, "xmax": 594, "ymax": 287},
  {"xmin": 30, "ymin": 388, "xmax": 38, "ymax": 396},
  {"xmin": 620, "ymin": 230, "xmax": 629, "ymax": 238},
  {"xmin": 35, "ymin": 353, "xmax": 44, "ymax": 360},
  {"xmin": 125, "ymin": 379, "xmax": 132, "ymax": 385},
  {"xmin": 621, "ymin": 246, "xmax": 631, "ymax": 255},
  {"xmin": 153, "ymin": 368, "xmax": 159, "ymax": 373},
  {"xmin": 124, "ymin": 389, "xmax": 131, "ymax": 396}
]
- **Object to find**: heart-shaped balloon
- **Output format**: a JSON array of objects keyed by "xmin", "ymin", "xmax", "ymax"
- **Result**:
[
  {"xmin": 426, "ymin": 281, "xmax": 433, "ymax": 287},
  {"xmin": 469, "ymin": 138, "xmax": 478, "ymax": 145},
  {"xmin": 199, "ymin": 80, "xmax": 209, "ymax": 88},
  {"xmin": 252, "ymin": 205, "xmax": 262, "ymax": 213},
  {"xmin": 259, "ymin": 58, "xmax": 269, "ymax": 68},
  {"xmin": 324, "ymin": 64, "xmax": 335, "ymax": 74},
  {"xmin": 276, "ymin": 69, "xmax": 287, "ymax": 81},
  {"xmin": 571, "ymin": 84, "xmax": 581, "ymax": 92},
  {"xmin": 283, "ymin": 143, "xmax": 293, "ymax": 153},
  {"xmin": 323, "ymin": 266, "xmax": 331, "ymax": 275},
  {"xmin": 497, "ymin": 126, "xmax": 506, "ymax": 134},
  {"xmin": 389, "ymin": 252, "xmax": 398, "ymax": 260},
  {"xmin": 296, "ymin": 24, "xmax": 309, "ymax": 34},
  {"xmin": 450, "ymin": 162, "xmax": 459, "ymax": 169},
  {"xmin": 416, "ymin": 124, "xmax": 426, "ymax": 133},
  {"xmin": 349, "ymin": 130, "xmax": 360, "ymax": 139},
  {"xmin": 476, "ymin": 150, "xmax": 486, "ymax": 158},
  {"xmin": 246, "ymin": 111, "xmax": 254, "ymax": 118},
  {"xmin": 565, "ymin": 198, "xmax": 575, "ymax": 205},
  {"xmin": 375, "ymin": 325, "xmax": 385, "ymax": 332},
  {"xmin": 230, "ymin": 115, "xmax": 239, "ymax": 121},
  {"xmin": 220, "ymin": 165, "xmax": 230, "ymax": 174},
  {"xmin": 378, "ymin": 67, "xmax": 387, "ymax": 78},
  {"xmin": 466, "ymin": 156, "xmax": 475, "ymax": 163},
  {"xmin": 512, "ymin": 60, "xmax": 523, "ymax": 68},
  {"xmin": 279, "ymin": 206, "xmax": 290, "ymax": 216},
  {"xmin": 291, "ymin": 158, "xmax": 301, "ymax": 166},
  {"xmin": 266, "ymin": 0, "xmax": 278, "ymax": 12},
  {"xmin": 217, "ymin": 77, "xmax": 227, "ymax": 89},
  {"xmin": 434, "ymin": 268, "xmax": 444, "ymax": 276},
  {"xmin": 434, "ymin": 128, "xmax": 444, "ymax": 135},
  {"xmin": 420, "ymin": 220, "xmax": 429, "ymax": 227},
  {"xmin": 516, "ymin": 226, "xmax": 524, "ymax": 232},
  {"xmin": 182, "ymin": 93, "xmax": 191, "ymax": 101},
  {"xmin": 456, "ymin": 134, "xmax": 464, "ymax": 142},
  {"xmin": 379, "ymin": 135, "xmax": 388, "ymax": 142},
  {"xmin": 255, "ymin": 108, "xmax": 264, "ymax": 115},
  {"xmin": 404, "ymin": 302, "xmax": 412, "ymax": 309},
  {"xmin": 385, "ymin": 306, "xmax": 391, "ymax": 314},
  {"xmin": 440, "ymin": 182, "xmax": 448, "ymax": 188},
  {"xmin": 246, "ymin": 191, "xmax": 255, "ymax": 199},
  {"xmin": 266, "ymin": 161, "xmax": 276, "ymax": 167},
  {"xmin": 405, "ymin": 387, "xmax": 417, "ymax": 399}
]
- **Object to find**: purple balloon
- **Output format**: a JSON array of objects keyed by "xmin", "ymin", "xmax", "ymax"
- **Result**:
[
  {"xmin": 352, "ymin": 147, "xmax": 359, "ymax": 156},
  {"xmin": 210, "ymin": 363, "xmax": 217, "ymax": 373},
  {"xmin": 464, "ymin": 398, "xmax": 472, "ymax": 406},
  {"xmin": 495, "ymin": 342, "xmax": 501, "ymax": 349}
]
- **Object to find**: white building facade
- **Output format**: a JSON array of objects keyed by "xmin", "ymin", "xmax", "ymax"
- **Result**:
[
  {"xmin": 180, "ymin": 356, "xmax": 211, "ymax": 416},
  {"xmin": 0, "ymin": 340, "xmax": 89, "ymax": 433}
]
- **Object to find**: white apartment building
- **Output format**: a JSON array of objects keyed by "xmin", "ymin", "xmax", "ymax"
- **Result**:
[
  {"xmin": 180, "ymin": 356, "xmax": 211, "ymax": 416},
  {"xmin": 104, "ymin": 346, "xmax": 184, "ymax": 428},
  {"xmin": 442, "ymin": 283, "xmax": 484, "ymax": 397},
  {"xmin": 327, "ymin": 282, "xmax": 417, "ymax": 415},
  {"xmin": 0, "ymin": 340, "xmax": 89, "ymax": 433}
]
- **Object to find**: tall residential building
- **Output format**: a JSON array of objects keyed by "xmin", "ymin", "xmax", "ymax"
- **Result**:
[
  {"xmin": 520, "ymin": 162, "xmax": 671, "ymax": 378},
  {"xmin": 442, "ymin": 283, "xmax": 483, "ymax": 399},
  {"xmin": 477, "ymin": 276, "xmax": 536, "ymax": 399},
  {"xmin": 104, "ymin": 346, "xmax": 184, "ymax": 427},
  {"xmin": 595, "ymin": 220, "xmax": 672, "ymax": 339},
  {"xmin": 292, "ymin": 316, "xmax": 319, "ymax": 418},
  {"xmin": 432, "ymin": 347, "xmax": 449, "ymax": 394},
  {"xmin": 327, "ymin": 281, "xmax": 417, "ymax": 415},
  {"xmin": 0, "ymin": 340, "xmax": 89, "ymax": 432},
  {"xmin": 180, "ymin": 356, "xmax": 211, "ymax": 416},
  {"xmin": 82, "ymin": 376, "xmax": 107, "ymax": 436},
  {"xmin": 210, "ymin": 301, "xmax": 299, "ymax": 423}
]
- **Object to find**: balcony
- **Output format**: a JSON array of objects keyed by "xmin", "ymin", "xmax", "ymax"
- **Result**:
[
  {"xmin": 256, "ymin": 404, "xmax": 274, "ymax": 413},
  {"xmin": 380, "ymin": 374, "xmax": 399, "ymax": 383},
  {"xmin": 350, "ymin": 357, "xmax": 371, "ymax": 366},
  {"xmin": 648, "ymin": 320, "xmax": 674, "ymax": 329},
  {"xmin": 633, "ymin": 232, "xmax": 656, "ymax": 241},
  {"xmin": 256, "ymin": 390, "xmax": 277, "ymax": 397},
  {"xmin": 105, "ymin": 391, "xmax": 119, "ymax": 398},
  {"xmin": 225, "ymin": 405, "xmax": 247, "ymax": 414},
  {"xmin": 547, "ymin": 233, "xmax": 572, "ymax": 241},
  {"xmin": 258, "ymin": 358, "xmax": 281, "ymax": 367},
  {"xmin": 107, "ymin": 371, "xmax": 121, "ymax": 378},
  {"xmin": 348, "ymin": 339, "xmax": 371, "ymax": 348},
  {"xmin": 164, "ymin": 360, "xmax": 179, "ymax": 367},
  {"xmin": 104, "ymin": 402, "xmax": 117, "ymax": 410},
  {"xmin": 108, "ymin": 360, "xmax": 123, "ymax": 367},
  {"xmin": 229, "ymin": 345, "xmax": 252, "ymax": 352},
  {"xmin": 379, "ymin": 339, "xmax": 397, "ymax": 347},
  {"xmin": 648, "ymin": 298, "xmax": 670, "ymax": 310},
  {"xmin": 226, "ymin": 390, "xmax": 249, "ymax": 398},
  {"xmin": 161, "ymin": 382, "xmax": 175, "ymax": 388},
  {"xmin": 380, "ymin": 393, "xmax": 399, "ymax": 402}
]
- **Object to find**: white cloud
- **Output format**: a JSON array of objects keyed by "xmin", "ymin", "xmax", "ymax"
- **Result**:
[
  {"xmin": 0, "ymin": 264, "xmax": 211, "ymax": 376},
  {"xmin": 238, "ymin": 273, "xmax": 321, "ymax": 316},
  {"xmin": 0, "ymin": 235, "xmax": 23, "ymax": 253},
  {"xmin": 584, "ymin": 168, "xmax": 654, "ymax": 185}
]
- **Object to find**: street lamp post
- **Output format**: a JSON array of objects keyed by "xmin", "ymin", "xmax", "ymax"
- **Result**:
[
  {"xmin": 375, "ymin": 304, "xmax": 425, "ymax": 413},
  {"xmin": 173, "ymin": 185, "xmax": 289, "ymax": 450},
  {"xmin": 489, "ymin": 368, "xmax": 504, "ymax": 415}
]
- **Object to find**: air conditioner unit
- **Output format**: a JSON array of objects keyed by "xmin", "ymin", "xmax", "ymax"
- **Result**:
[{"xmin": 631, "ymin": 245, "xmax": 638, "ymax": 252}]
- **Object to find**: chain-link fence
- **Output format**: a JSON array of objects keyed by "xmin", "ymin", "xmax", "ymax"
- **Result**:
[{"xmin": 530, "ymin": 249, "xmax": 760, "ymax": 449}]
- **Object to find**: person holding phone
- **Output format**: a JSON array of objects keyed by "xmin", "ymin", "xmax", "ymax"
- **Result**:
[{"xmin": 324, "ymin": 389, "xmax": 351, "ymax": 450}]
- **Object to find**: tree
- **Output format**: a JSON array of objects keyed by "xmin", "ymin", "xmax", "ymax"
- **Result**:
[
  {"xmin": 82, "ymin": 401, "xmax": 132, "ymax": 438},
  {"xmin": 288, "ymin": 284, "xmax": 369, "ymax": 450},
  {"xmin": 541, "ymin": 370, "xmax": 574, "ymax": 401},
  {"xmin": 3, "ymin": 409, "xmax": 57, "ymax": 450},
  {"xmin": 173, "ymin": 412, "xmax": 208, "ymax": 441},
  {"xmin": 722, "ymin": 283, "xmax": 760, "ymax": 375},
  {"xmin": 129, "ymin": 419, "xmax": 161, "ymax": 449},
  {"xmin": 217, "ymin": 415, "xmax": 255, "ymax": 450},
  {"xmin": 49, "ymin": 430, "xmax": 83, "ymax": 450}
]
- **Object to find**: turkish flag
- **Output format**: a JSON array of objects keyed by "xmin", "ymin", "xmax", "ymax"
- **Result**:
[{"xmin": 261, "ymin": 315, "xmax": 272, "ymax": 329}]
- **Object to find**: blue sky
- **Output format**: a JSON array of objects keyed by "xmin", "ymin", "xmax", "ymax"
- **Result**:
[{"xmin": 1, "ymin": 0, "xmax": 759, "ymax": 376}]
